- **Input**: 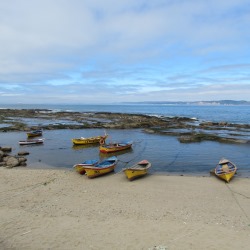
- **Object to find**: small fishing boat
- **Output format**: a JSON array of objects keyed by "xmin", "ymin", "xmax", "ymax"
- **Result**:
[
  {"xmin": 27, "ymin": 129, "xmax": 43, "ymax": 137},
  {"xmin": 73, "ymin": 159, "xmax": 99, "ymax": 175},
  {"xmin": 72, "ymin": 134, "xmax": 108, "ymax": 145},
  {"xmin": 99, "ymin": 141, "xmax": 132, "ymax": 153},
  {"xmin": 19, "ymin": 138, "xmax": 44, "ymax": 145},
  {"xmin": 123, "ymin": 160, "xmax": 151, "ymax": 181},
  {"xmin": 214, "ymin": 158, "xmax": 237, "ymax": 183},
  {"xmin": 84, "ymin": 156, "xmax": 118, "ymax": 178}
]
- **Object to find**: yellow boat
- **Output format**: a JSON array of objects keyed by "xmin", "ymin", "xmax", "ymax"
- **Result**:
[
  {"xmin": 214, "ymin": 158, "xmax": 237, "ymax": 183},
  {"xmin": 84, "ymin": 156, "xmax": 118, "ymax": 178},
  {"xmin": 72, "ymin": 134, "xmax": 108, "ymax": 145},
  {"xmin": 99, "ymin": 142, "xmax": 132, "ymax": 153},
  {"xmin": 123, "ymin": 160, "xmax": 151, "ymax": 181},
  {"xmin": 27, "ymin": 129, "xmax": 43, "ymax": 137},
  {"xmin": 73, "ymin": 159, "xmax": 99, "ymax": 175}
]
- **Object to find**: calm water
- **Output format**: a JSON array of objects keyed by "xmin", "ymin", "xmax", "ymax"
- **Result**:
[
  {"xmin": 1, "ymin": 129, "xmax": 250, "ymax": 177},
  {"xmin": 0, "ymin": 104, "xmax": 250, "ymax": 177}
]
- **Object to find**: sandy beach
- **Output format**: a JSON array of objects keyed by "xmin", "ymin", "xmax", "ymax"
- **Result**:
[{"xmin": 0, "ymin": 168, "xmax": 250, "ymax": 250}]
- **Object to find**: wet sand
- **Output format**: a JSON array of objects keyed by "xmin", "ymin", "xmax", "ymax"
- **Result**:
[{"xmin": 0, "ymin": 168, "xmax": 250, "ymax": 250}]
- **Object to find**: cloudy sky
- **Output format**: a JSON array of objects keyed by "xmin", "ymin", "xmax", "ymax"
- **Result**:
[{"xmin": 0, "ymin": 0, "xmax": 250, "ymax": 104}]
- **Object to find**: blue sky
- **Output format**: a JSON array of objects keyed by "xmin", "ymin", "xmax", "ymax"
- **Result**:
[{"xmin": 0, "ymin": 0, "xmax": 250, "ymax": 104}]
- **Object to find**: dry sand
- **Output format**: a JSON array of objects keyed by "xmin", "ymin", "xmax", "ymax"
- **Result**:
[{"xmin": 0, "ymin": 168, "xmax": 250, "ymax": 250}]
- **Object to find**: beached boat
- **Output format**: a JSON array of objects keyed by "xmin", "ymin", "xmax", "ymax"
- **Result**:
[
  {"xmin": 27, "ymin": 129, "xmax": 43, "ymax": 137},
  {"xmin": 73, "ymin": 159, "xmax": 99, "ymax": 175},
  {"xmin": 72, "ymin": 134, "xmax": 108, "ymax": 145},
  {"xmin": 84, "ymin": 156, "xmax": 118, "ymax": 178},
  {"xmin": 214, "ymin": 158, "xmax": 237, "ymax": 183},
  {"xmin": 123, "ymin": 160, "xmax": 151, "ymax": 181},
  {"xmin": 99, "ymin": 141, "xmax": 132, "ymax": 153},
  {"xmin": 19, "ymin": 138, "xmax": 44, "ymax": 145}
]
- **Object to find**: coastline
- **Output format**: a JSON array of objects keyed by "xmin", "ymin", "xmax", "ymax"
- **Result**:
[
  {"xmin": 0, "ymin": 108, "xmax": 250, "ymax": 144},
  {"xmin": 1, "ymin": 168, "xmax": 250, "ymax": 249}
]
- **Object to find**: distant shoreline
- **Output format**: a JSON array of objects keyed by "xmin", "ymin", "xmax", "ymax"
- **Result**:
[
  {"xmin": 0, "ymin": 108, "xmax": 250, "ymax": 144},
  {"xmin": 1, "ymin": 99, "xmax": 250, "ymax": 106}
]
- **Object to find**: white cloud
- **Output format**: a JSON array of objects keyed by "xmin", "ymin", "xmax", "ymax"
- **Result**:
[{"xmin": 0, "ymin": 0, "xmax": 249, "ymax": 102}]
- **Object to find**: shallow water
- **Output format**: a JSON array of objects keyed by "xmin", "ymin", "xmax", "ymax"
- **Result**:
[{"xmin": 1, "ymin": 128, "xmax": 250, "ymax": 177}]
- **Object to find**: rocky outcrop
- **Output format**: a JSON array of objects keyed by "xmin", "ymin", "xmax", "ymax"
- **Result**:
[
  {"xmin": 0, "ymin": 109, "xmax": 250, "ymax": 144},
  {"xmin": 0, "ymin": 147, "xmax": 28, "ymax": 168}
]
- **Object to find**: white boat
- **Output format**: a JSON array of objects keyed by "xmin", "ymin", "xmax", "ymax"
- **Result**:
[{"xmin": 19, "ymin": 138, "xmax": 44, "ymax": 145}]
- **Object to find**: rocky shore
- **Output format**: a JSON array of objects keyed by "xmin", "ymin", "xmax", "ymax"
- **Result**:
[
  {"xmin": 0, "ymin": 108, "xmax": 250, "ymax": 144},
  {"xmin": 0, "ymin": 146, "xmax": 28, "ymax": 168}
]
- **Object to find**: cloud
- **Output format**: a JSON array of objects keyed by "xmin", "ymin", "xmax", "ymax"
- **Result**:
[{"xmin": 0, "ymin": 0, "xmax": 249, "ymax": 103}]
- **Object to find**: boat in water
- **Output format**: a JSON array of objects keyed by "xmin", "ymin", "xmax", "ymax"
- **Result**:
[
  {"xmin": 214, "ymin": 158, "xmax": 237, "ymax": 183},
  {"xmin": 19, "ymin": 138, "xmax": 44, "ymax": 145},
  {"xmin": 123, "ymin": 160, "xmax": 151, "ymax": 181},
  {"xmin": 99, "ymin": 141, "xmax": 132, "ymax": 153},
  {"xmin": 72, "ymin": 134, "xmax": 108, "ymax": 145},
  {"xmin": 84, "ymin": 156, "xmax": 118, "ymax": 178},
  {"xmin": 27, "ymin": 129, "xmax": 43, "ymax": 137},
  {"xmin": 73, "ymin": 159, "xmax": 99, "ymax": 175}
]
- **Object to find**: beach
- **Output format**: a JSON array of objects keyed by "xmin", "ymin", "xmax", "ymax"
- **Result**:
[{"xmin": 0, "ymin": 168, "xmax": 250, "ymax": 250}]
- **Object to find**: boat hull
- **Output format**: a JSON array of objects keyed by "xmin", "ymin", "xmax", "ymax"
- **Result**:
[
  {"xmin": 84, "ymin": 156, "xmax": 118, "ymax": 178},
  {"xmin": 19, "ymin": 139, "xmax": 44, "ymax": 145},
  {"xmin": 27, "ymin": 130, "xmax": 43, "ymax": 137},
  {"xmin": 99, "ymin": 144, "xmax": 132, "ymax": 153},
  {"xmin": 84, "ymin": 165, "xmax": 115, "ymax": 178},
  {"xmin": 124, "ymin": 168, "xmax": 148, "ymax": 180},
  {"xmin": 216, "ymin": 171, "xmax": 236, "ymax": 183},
  {"xmin": 72, "ymin": 135, "xmax": 107, "ymax": 145},
  {"xmin": 214, "ymin": 158, "xmax": 237, "ymax": 183},
  {"xmin": 74, "ymin": 165, "xmax": 87, "ymax": 175},
  {"xmin": 123, "ymin": 160, "xmax": 151, "ymax": 181},
  {"xmin": 73, "ymin": 160, "xmax": 99, "ymax": 175}
]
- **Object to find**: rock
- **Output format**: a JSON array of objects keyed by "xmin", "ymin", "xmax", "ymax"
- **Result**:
[
  {"xmin": 1, "ymin": 108, "xmax": 250, "ymax": 145},
  {"xmin": 19, "ymin": 162, "xmax": 27, "ymax": 167},
  {"xmin": 17, "ymin": 157, "xmax": 27, "ymax": 163},
  {"xmin": 6, "ymin": 156, "xmax": 19, "ymax": 168},
  {"xmin": 18, "ymin": 151, "xmax": 30, "ymax": 156},
  {"xmin": 0, "ymin": 150, "xmax": 3, "ymax": 162},
  {"xmin": 1, "ymin": 147, "xmax": 12, "ymax": 152},
  {"xmin": 3, "ymin": 155, "xmax": 11, "ymax": 162}
]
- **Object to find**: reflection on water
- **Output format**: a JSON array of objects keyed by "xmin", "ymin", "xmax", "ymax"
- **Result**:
[
  {"xmin": 1, "ymin": 128, "xmax": 250, "ymax": 177},
  {"xmin": 99, "ymin": 148, "xmax": 133, "ymax": 159},
  {"xmin": 72, "ymin": 144, "xmax": 99, "ymax": 150}
]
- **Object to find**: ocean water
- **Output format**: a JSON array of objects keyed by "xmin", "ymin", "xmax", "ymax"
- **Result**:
[
  {"xmin": 0, "ymin": 103, "xmax": 250, "ymax": 177},
  {"xmin": 1, "ymin": 129, "xmax": 250, "ymax": 177},
  {"xmin": 1, "ymin": 103, "xmax": 250, "ymax": 124}
]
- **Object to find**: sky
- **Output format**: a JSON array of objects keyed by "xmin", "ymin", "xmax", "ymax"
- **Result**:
[{"xmin": 0, "ymin": 0, "xmax": 250, "ymax": 104}]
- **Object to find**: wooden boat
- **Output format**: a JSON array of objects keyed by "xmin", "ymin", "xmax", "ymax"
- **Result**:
[
  {"xmin": 19, "ymin": 138, "xmax": 44, "ymax": 145},
  {"xmin": 123, "ymin": 160, "xmax": 151, "ymax": 181},
  {"xmin": 214, "ymin": 158, "xmax": 237, "ymax": 183},
  {"xmin": 99, "ymin": 141, "xmax": 132, "ymax": 153},
  {"xmin": 84, "ymin": 156, "xmax": 118, "ymax": 178},
  {"xmin": 73, "ymin": 159, "xmax": 99, "ymax": 175},
  {"xmin": 72, "ymin": 134, "xmax": 108, "ymax": 145},
  {"xmin": 27, "ymin": 129, "xmax": 43, "ymax": 137}
]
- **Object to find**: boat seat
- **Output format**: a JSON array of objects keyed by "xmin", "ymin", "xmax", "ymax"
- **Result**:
[{"xmin": 221, "ymin": 164, "xmax": 230, "ymax": 173}]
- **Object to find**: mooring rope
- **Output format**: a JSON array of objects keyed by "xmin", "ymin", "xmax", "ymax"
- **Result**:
[
  {"xmin": 0, "ymin": 178, "xmax": 56, "ymax": 203},
  {"xmin": 167, "ymin": 144, "xmax": 188, "ymax": 167},
  {"xmin": 225, "ymin": 183, "xmax": 250, "ymax": 223},
  {"xmin": 116, "ymin": 140, "xmax": 146, "ymax": 172}
]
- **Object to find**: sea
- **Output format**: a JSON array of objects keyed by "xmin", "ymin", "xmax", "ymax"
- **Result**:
[{"xmin": 1, "ymin": 103, "xmax": 250, "ymax": 177}]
